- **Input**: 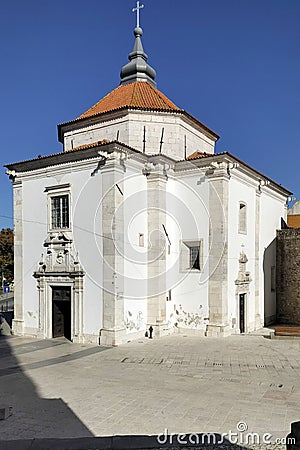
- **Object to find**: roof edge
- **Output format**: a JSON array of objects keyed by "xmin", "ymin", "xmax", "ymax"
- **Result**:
[{"xmin": 176, "ymin": 151, "xmax": 292, "ymax": 197}]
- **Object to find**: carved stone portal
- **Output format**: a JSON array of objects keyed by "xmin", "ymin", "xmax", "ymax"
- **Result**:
[
  {"xmin": 33, "ymin": 232, "xmax": 85, "ymax": 342},
  {"xmin": 234, "ymin": 250, "xmax": 252, "ymax": 333}
]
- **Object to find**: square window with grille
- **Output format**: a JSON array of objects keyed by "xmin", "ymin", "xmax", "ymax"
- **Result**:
[
  {"xmin": 180, "ymin": 240, "xmax": 203, "ymax": 271},
  {"xmin": 51, "ymin": 195, "xmax": 69, "ymax": 229},
  {"xmin": 190, "ymin": 246, "xmax": 200, "ymax": 270}
]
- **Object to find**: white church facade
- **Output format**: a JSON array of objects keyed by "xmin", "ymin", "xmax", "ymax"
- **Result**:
[{"xmin": 6, "ymin": 19, "xmax": 291, "ymax": 345}]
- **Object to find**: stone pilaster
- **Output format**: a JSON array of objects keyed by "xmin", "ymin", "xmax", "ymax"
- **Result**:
[
  {"xmin": 206, "ymin": 163, "xmax": 230, "ymax": 336},
  {"xmin": 72, "ymin": 275, "xmax": 84, "ymax": 343},
  {"xmin": 254, "ymin": 189, "xmax": 262, "ymax": 328},
  {"xmin": 100, "ymin": 149, "xmax": 126, "ymax": 345},
  {"xmin": 144, "ymin": 159, "xmax": 168, "ymax": 337},
  {"xmin": 12, "ymin": 180, "xmax": 24, "ymax": 335}
]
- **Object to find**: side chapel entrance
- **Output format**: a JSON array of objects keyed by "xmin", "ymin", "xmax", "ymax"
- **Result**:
[
  {"xmin": 34, "ymin": 231, "xmax": 85, "ymax": 342},
  {"xmin": 239, "ymin": 293, "xmax": 246, "ymax": 334},
  {"xmin": 235, "ymin": 250, "xmax": 252, "ymax": 334},
  {"xmin": 52, "ymin": 286, "xmax": 71, "ymax": 340}
]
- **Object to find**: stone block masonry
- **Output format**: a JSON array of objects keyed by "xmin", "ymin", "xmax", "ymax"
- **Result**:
[{"xmin": 276, "ymin": 229, "xmax": 300, "ymax": 325}]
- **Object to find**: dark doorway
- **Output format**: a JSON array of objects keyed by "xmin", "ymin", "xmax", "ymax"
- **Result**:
[
  {"xmin": 52, "ymin": 287, "xmax": 71, "ymax": 340},
  {"xmin": 239, "ymin": 293, "xmax": 246, "ymax": 334}
]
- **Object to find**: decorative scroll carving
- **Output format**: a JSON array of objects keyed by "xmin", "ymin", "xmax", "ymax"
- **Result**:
[{"xmin": 34, "ymin": 232, "xmax": 83, "ymax": 276}]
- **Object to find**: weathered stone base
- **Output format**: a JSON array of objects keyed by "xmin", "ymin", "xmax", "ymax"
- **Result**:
[
  {"xmin": 255, "ymin": 314, "xmax": 264, "ymax": 329},
  {"xmin": 175, "ymin": 327, "xmax": 206, "ymax": 337},
  {"xmin": 125, "ymin": 329, "xmax": 148, "ymax": 342},
  {"xmin": 100, "ymin": 328, "xmax": 127, "ymax": 346},
  {"xmin": 147, "ymin": 322, "xmax": 171, "ymax": 339},
  {"xmin": 205, "ymin": 324, "xmax": 231, "ymax": 337},
  {"xmin": 11, "ymin": 319, "xmax": 24, "ymax": 336},
  {"xmin": 72, "ymin": 334, "xmax": 87, "ymax": 344},
  {"xmin": 13, "ymin": 327, "xmax": 98, "ymax": 345}
]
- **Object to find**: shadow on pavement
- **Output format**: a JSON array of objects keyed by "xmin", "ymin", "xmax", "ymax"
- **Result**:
[
  {"xmin": 0, "ymin": 333, "xmax": 94, "ymax": 448},
  {"xmin": 0, "ymin": 433, "xmax": 253, "ymax": 449},
  {"xmin": 0, "ymin": 333, "xmax": 257, "ymax": 450}
]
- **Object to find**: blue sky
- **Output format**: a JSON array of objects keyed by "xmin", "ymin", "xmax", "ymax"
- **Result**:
[{"xmin": 1, "ymin": 0, "xmax": 299, "ymax": 229}]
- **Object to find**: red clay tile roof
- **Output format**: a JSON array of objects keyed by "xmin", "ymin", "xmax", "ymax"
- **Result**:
[
  {"xmin": 66, "ymin": 140, "xmax": 111, "ymax": 152},
  {"xmin": 186, "ymin": 151, "xmax": 211, "ymax": 160},
  {"xmin": 77, "ymin": 81, "xmax": 180, "ymax": 119},
  {"xmin": 287, "ymin": 215, "xmax": 300, "ymax": 228}
]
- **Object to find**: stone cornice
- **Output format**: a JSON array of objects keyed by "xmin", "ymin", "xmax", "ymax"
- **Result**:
[{"xmin": 175, "ymin": 152, "xmax": 292, "ymax": 198}]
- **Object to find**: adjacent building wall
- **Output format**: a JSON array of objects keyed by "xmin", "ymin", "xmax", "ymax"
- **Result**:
[
  {"xmin": 276, "ymin": 229, "xmax": 300, "ymax": 325},
  {"xmin": 260, "ymin": 190, "xmax": 286, "ymax": 325}
]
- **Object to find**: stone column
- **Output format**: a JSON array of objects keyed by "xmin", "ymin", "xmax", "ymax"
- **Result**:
[
  {"xmin": 72, "ymin": 274, "xmax": 84, "ymax": 343},
  {"xmin": 100, "ymin": 149, "xmax": 126, "ymax": 346},
  {"xmin": 37, "ymin": 277, "xmax": 45, "ymax": 338},
  {"xmin": 145, "ymin": 160, "xmax": 168, "ymax": 337},
  {"xmin": 206, "ymin": 163, "xmax": 230, "ymax": 336},
  {"xmin": 12, "ymin": 180, "xmax": 24, "ymax": 335}
]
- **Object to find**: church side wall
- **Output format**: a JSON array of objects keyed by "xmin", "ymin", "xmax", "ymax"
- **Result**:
[
  {"xmin": 227, "ymin": 176, "xmax": 257, "ymax": 333},
  {"xmin": 22, "ymin": 177, "xmax": 49, "ymax": 336},
  {"xmin": 166, "ymin": 173, "xmax": 210, "ymax": 334},
  {"xmin": 227, "ymin": 175, "xmax": 287, "ymax": 332},
  {"xmin": 123, "ymin": 167, "xmax": 148, "ymax": 336},
  {"xmin": 71, "ymin": 167, "xmax": 104, "ymax": 340}
]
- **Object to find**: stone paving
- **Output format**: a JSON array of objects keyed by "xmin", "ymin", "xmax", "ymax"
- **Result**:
[{"xmin": 0, "ymin": 331, "xmax": 299, "ymax": 448}]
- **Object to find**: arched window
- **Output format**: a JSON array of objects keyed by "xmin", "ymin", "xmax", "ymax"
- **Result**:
[{"xmin": 239, "ymin": 202, "xmax": 247, "ymax": 234}]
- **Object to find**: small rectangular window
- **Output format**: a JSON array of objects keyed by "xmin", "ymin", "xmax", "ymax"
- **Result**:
[
  {"xmin": 139, "ymin": 233, "xmax": 144, "ymax": 247},
  {"xmin": 51, "ymin": 195, "xmax": 69, "ymax": 229},
  {"xmin": 239, "ymin": 202, "xmax": 247, "ymax": 234}
]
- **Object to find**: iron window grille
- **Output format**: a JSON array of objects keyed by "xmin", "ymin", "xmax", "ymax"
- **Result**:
[{"xmin": 51, "ymin": 195, "xmax": 69, "ymax": 229}]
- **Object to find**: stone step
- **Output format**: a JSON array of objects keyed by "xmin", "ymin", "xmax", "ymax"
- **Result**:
[{"xmin": 274, "ymin": 326, "xmax": 300, "ymax": 337}]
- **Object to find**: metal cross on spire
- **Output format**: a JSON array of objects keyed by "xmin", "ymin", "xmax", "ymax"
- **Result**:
[{"xmin": 132, "ymin": 1, "xmax": 144, "ymax": 28}]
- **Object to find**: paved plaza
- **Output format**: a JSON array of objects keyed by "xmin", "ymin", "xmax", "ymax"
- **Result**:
[{"xmin": 0, "ymin": 331, "xmax": 299, "ymax": 448}]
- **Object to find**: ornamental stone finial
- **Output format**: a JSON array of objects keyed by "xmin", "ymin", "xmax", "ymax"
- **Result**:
[{"xmin": 120, "ymin": 2, "xmax": 156, "ymax": 86}]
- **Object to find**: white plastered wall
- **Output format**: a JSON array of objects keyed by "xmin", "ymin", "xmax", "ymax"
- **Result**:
[
  {"xmin": 165, "ymin": 172, "xmax": 210, "ymax": 334},
  {"xmin": 227, "ymin": 172, "xmax": 287, "ymax": 332},
  {"xmin": 122, "ymin": 164, "xmax": 148, "ymax": 335},
  {"xmin": 21, "ymin": 159, "xmax": 104, "ymax": 341},
  {"xmin": 227, "ymin": 175, "xmax": 257, "ymax": 332}
]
